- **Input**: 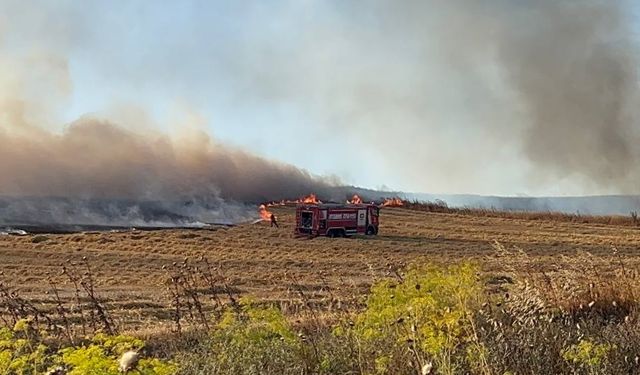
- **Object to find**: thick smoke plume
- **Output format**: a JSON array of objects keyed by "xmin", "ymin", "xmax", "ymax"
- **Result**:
[
  {"xmin": 0, "ymin": 50, "xmax": 338, "ymax": 226},
  {"xmin": 0, "ymin": 117, "xmax": 341, "ymax": 226},
  {"xmin": 0, "ymin": 118, "xmax": 334, "ymax": 203},
  {"xmin": 228, "ymin": 0, "xmax": 640, "ymax": 194},
  {"xmin": 496, "ymin": 1, "xmax": 639, "ymax": 189}
]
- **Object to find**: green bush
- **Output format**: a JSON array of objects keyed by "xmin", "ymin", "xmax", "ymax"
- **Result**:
[
  {"xmin": 177, "ymin": 263, "xmax": 487, "ymax": 375},
  {"xmin": 60, "ymin": 333, "xmax": 177, "ymax": 375},
  {"xmin": 0, "ymin": 325, "xmax": 50, "ymax": 374},
  {"xmin": 562, "ymin": 339, "xmax": 614, "ymax": 375},
  {"xmin": 0, "ymin": 319, "xmax": 176, "ymax": 375},
  {"xmin": 350, "ymin": 263, "xmax": 487, "ymax": 375},
  {"xmin": 177, "ymin": 298, "xmax": 304, "ymax": 375}
]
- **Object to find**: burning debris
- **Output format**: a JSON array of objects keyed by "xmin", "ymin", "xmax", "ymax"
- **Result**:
[
  {"xmin": 299, "ymin": 193, "xmax": 321, "ymax": 204},
  {"xmin": 347, "ymin": 194, "xmax": 363, "ymax": 204},
  {"xmin": 381, "ymin": 198, "xmax": 404, "ymax": 207},
  {"xmin": 257, "ymin": 193, "xmax": 323, "ymax": 222},
  {"xmin": 260, "ymin": 193, "xmax": 323, "ymax": 209},
  {"xmin": 258, "ymin": 204, "xmax": 273, "ymax": 221}
]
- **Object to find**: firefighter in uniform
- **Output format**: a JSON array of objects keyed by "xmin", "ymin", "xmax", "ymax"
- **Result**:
[{"xmin": 270, "ymin": 213, "xmax": 279, "ymax": 228}]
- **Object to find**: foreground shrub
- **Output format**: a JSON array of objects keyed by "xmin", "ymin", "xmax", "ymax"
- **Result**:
[
  {"xmin": 177, "ymin": 263, "xmax": 488, "ymax": 375},
  {"xmin": 348, "ymin": 263, "xmax": 488, "ymax": 375},
  {"xmin": 60, "ymin": 333, "xmax": 177, "ymax": 375},
  {"xmin": 0, "ymin": 325, "xmax": 50, "ymax": 374},
  {"xmin": 177, "ymin": 298, "xmax": 304, "ymax": 374},
  {"xmin": 0, "ymin": 319, "xmax": 176, "ymax": 374},
  {"xmin": 562, "ymin": 339, "xmax": 615, "ymax": 375}
]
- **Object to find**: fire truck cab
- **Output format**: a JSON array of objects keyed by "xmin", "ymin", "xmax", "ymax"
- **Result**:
[{"xmin": 295, "ymin": 203, "xmax": 379, "ymax": 237}]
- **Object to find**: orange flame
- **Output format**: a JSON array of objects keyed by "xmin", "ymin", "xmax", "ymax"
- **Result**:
[
  {"xmin": 300, "ymin": 193, "xmax": 321, "ymax": 204},
  {"xmin": 261, "ymin": 193, "xmax": 322, "ymax": 208},
  {"xmin": 258, "ymin": 204, "xmax": 273, "ymax": 220},
  {"xmin": 347, "ymin": 194, "xmax": 363, "ymax": 204},
  {"xmin": 381, "ymin": 197, "xmax": 404, "ymax": 207}
]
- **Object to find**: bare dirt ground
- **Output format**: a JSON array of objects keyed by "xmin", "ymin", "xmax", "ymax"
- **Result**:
[{"xmin": 1, "ymin": 206, "xmax": 639, "ymax": 332}]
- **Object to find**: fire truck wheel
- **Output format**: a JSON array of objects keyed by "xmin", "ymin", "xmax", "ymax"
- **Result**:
[
  {"xmin": 366, "ymin": 226, "xmax": 376, "ymax": 235},
  {"xmin": 328, "ymin": 229, "xmax": 345, "ymax": 238}
]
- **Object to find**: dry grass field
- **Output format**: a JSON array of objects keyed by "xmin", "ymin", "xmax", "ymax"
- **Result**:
[{"xmin": 1, "ymin": 205, "xmax": 639, "ymax": 334}]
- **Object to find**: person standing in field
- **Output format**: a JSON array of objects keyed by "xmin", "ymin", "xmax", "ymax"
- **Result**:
[{"xmin": 270, "ymin": 213, "xmax": 279, "ymax": 228}]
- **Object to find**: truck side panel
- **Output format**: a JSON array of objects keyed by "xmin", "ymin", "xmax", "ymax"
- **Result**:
[{"xmin": 295, "ymin": 204, "xmax": 379, "ymax": 237}]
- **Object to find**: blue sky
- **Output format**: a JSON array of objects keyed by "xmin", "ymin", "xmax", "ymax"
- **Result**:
[{"xmin": 2, "ymin": 0, "xmax": 639, "ymax": 196}]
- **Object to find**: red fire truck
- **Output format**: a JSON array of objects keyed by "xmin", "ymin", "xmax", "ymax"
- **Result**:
[{"xmin": 295, "ymin": 203, "xmax": 379, "ymax": 237}]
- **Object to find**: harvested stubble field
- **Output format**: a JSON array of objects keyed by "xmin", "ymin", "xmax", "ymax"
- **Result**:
[{"xmin": 1, "ymin": 205, "xmax": 639, "ymax": 333}]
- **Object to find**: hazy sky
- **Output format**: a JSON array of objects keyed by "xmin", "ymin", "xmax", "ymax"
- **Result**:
[{"xmin": 2, "ymin": 0, "xmax": 640, "ymax": 196}]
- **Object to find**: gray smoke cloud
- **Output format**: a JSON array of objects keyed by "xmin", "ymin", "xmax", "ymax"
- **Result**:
[
  {"xmin": 496, "ymin": 1, "xmax": 639, "ymax": 189},
  {"xmin": 0, "ymin": 41, "xmax": 341, "ymax": 227},
  {"xmin": 0, "ymin": 117, "xmax": 336, "ymax": 203},
  {"xmin": 0, "ymin": 114, "xmax": 342, "ymax": 226},
  {"xmin": 225, "ymin": 0, "xmax": 639, "ymax": 194}
]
